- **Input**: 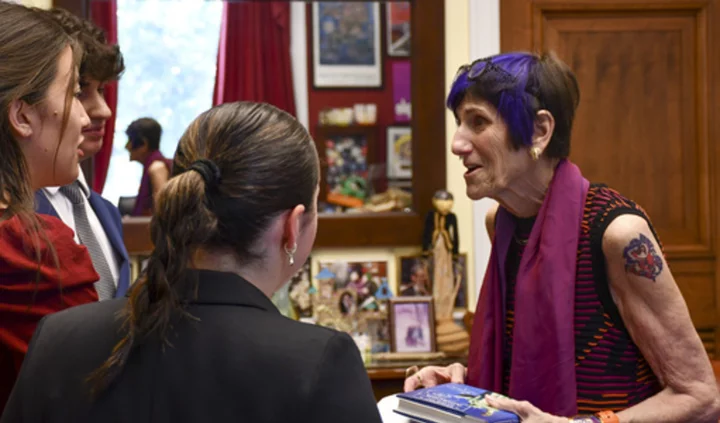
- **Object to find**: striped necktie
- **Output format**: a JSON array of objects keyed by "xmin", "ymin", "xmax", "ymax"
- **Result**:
[{"xmin": 59, "ymin": 182, "xmax": 116, "ymax": 300}]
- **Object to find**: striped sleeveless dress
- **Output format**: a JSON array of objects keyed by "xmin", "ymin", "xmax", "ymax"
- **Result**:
[{"xmin": 502, "ymin": 184, "xmax": 662, "ymax": 413}]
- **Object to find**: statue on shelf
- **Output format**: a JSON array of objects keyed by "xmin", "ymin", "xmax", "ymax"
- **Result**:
[{"xmin": 422, "ymin": 190, "xmax": 469, "ymax": 355}]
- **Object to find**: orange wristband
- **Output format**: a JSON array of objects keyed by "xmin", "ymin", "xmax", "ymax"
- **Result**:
[{"xmin": 595, "ymin": 410, "xmax": 620, "ymax": 423}]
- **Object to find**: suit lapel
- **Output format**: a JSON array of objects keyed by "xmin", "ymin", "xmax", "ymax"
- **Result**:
[
  {"xmin": 34, "ymin": 191, "xmax": 59, "ymax": 218},
  {"xmin": 88, "ymin": 193, "xmax": 129, "ymax": 262}
]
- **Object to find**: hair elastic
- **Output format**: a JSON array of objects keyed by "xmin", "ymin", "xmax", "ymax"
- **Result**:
[{"xmin": 188, "ymin": 159, "xmax": 221, "ymax": 189}]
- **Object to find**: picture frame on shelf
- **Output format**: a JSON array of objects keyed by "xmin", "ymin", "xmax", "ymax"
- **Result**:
[
  {"xmin": 396, "ymin": 253, "xmax": 431, "ymax": 297},
  {"xmin": 315, "ymin": 125, "xmax": 377, "ymax": 213},
  {"xmin": 389, "ymin": 296, "xmax": 436, "ymax": 353},
  {"xmin": 313, "ymin": 258, "xmax": 392, "ymax": 334},
  {"xmin": 284, "ymin": 257, "xmax": 313, "ymax": 320},
  {"xmin": 395, "ymin": 252, "xmax": 469, "ymax": 310},
  {"xmin": 386, "ymin": 2, "xmax": 411, "ymax": 57},
  {"xmin": 386, "ymin": 126, "xmax": 412, "ymax": 179},
  {"xmin": 312, "ymin": 2, "xmax": 382, "ymax": 88}
]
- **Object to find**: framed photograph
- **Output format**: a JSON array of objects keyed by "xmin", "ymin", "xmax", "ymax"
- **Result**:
[
  {"xmin": 365, "ymin": 313, "xmax": 391, "ymax": 353},
  {"xmin": 316, "ymin": 125, "xmax": 376, "ymax": 210},
  {"xmin": 389, "ymin": 296, "xmax": 436, "ymax": 353},
  {"xmin": 396, "ymin": 254, "xmax": 431, "ymax": 297},
  {"xmin": 386, "ymin": 2, "xmax": 411, "ymax": 57},
  {"xmin": 386, "ymin": 126, "xmax": 412, "ymax": 179},
  {"xmin": 286, "ymin": 257, "xmax": 313, "ymax": 319},
  {"xmin": 312, "ymin": 2, "xmax": 382, "ymax": 88},
  {"xmin": 312, "ymin": 259, "xmax": 391, "ymax": 332},
  {"xmin": 396, "ymin": 253, "xmax": 469, "ymax": 309},
  {"xmin": 316, "ymin": 260, "xmax": 388, "ymax": 307}
]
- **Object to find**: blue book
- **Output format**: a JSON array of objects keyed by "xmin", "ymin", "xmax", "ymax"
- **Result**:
[{"xmin": 394, "ymin": 383, "xmax": 520, "ymax": 423}]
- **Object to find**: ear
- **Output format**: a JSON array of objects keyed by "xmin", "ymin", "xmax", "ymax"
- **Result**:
[
  {"xmin": 282, "ymin": 204, "xmax": 307, "ymax": 251},
  {"xmin": 531, "ymin": 109, "xmax": 555, "ymax": 154},
  {"xmin": 8, "ymin": 99, "xmax": 36, "ymax": 139}
]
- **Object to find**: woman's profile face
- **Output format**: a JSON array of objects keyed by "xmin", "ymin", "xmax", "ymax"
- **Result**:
[
  {"xmin": 450, "ymin": 97, "xmax": 533, "ymax": 201},
  {"xmin": 20, "ymin": 46, "xmax": 90, "ymax": 189}
]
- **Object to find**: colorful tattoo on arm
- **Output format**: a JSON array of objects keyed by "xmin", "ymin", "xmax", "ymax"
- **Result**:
[{"xmin": 622, "ymin": 233, "xmax": 663, "ymax": 281}]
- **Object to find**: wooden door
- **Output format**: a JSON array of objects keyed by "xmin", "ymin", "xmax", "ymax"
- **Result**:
[{"xmin": 501, "ymin": 0, "xmax": 720, "ymax": 355}]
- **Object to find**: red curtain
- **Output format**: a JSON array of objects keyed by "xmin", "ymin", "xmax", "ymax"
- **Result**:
[
  {"xmin": 89, "ymin": 0, "xmax": 118, "ymax": 194},
  {"xmin": 213, "ymin": 2, "xmax": 296, "ymax": 116}
]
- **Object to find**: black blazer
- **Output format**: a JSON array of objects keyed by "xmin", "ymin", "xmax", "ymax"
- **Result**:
[{"xmin": 1, "ymin": 270, "xmax": 382, "ymax": 423}]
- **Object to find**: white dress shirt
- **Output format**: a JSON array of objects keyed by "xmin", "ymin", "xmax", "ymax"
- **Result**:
[{"xmin": 42, "ymin": 170, "xmax": 120, "ymax": 288}]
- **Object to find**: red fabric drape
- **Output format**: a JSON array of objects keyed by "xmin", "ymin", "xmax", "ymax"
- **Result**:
[
  {"xmin": 213, "ymin": 2, "xmax": 296, "ymax": 116},
  {"xmin": 89, "ymin": 0, "xmax": 118, "ymax": 194}
]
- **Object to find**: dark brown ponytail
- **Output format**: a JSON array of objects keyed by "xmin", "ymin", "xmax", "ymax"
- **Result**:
[{"xmin": 88, "ymin": 101, "xmax": 319, "ymax": 395}]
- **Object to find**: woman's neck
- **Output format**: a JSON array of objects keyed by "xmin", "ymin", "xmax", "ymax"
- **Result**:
[
  {"xmin": 495, "ymin": 158, "xmax": 559, "ymax": 218},
  {"xmin": 190, "ymin": 249, "xmax": 280, "ymax": 298}
]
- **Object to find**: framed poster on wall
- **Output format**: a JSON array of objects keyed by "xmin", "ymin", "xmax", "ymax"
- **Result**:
[
  {"xmin": 312, "ymin": 2, "xmax": 382, "ymax": 88},
  {"xmin": 386, "ymin": 2, "xmax": 410, "ymax": 57},
  {"xmin": 386, "ymin": 126, "xmax": 412, "ymax": 179}
]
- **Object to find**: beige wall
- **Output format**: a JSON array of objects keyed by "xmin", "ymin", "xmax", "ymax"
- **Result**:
[
  {"xmin": 443, "ymin": 0, "xmax": 475, "ymax": 309},
  {"xmin": 21, "ymin": 0, "xmax": 51, "ymax": 9}
]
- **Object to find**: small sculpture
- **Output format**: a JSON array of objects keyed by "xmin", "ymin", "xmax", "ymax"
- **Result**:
[{"xmin": 422, "ymin": 190, "xmax": 469, "ymax": 355}]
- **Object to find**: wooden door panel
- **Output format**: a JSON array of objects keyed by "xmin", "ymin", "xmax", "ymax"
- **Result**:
[
  {"xmin": 544, "ymin": 13, "xmax": 707, "ymax": 254},
  {"xmin": 501, "ymin": 0, "xmax": 719, "ymax": 354}
]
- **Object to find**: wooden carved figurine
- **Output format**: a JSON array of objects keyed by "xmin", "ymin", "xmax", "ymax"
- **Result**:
[{"xmin": 422, "ymin": 190, "xmax": 469, "ymax": 355}]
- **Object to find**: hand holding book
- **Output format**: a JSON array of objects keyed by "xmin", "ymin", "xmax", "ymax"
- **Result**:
[
  {"xmin": 486, "ymin": 394, "xmax": 575, "ymax": 422},
  {"xmin": 395, "ymin": 383, "xmax": 616, "ymax": 423},
  {"xmin": 486, "ymin": 395, "xmax": 611, "ymax": 423}
]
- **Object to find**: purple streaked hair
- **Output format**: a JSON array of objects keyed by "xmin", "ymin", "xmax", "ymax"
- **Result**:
[{"xmin": 447, "ymin": 52, "xmax": 543, "ymax": 149}]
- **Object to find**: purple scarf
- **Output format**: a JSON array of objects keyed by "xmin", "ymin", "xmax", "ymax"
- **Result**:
[
  {"xmin": 466, "ymin": 159, "xmax": 589, "ymax": 416},
  {"xmin": 132, "ymin": 150, "xmax": 171, "ymax": 216}
]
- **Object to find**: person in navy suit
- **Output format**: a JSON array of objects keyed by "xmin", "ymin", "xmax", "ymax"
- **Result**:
[{"xmin": 35, "ymin": 8, "xmax": 130, "ymax": 299}]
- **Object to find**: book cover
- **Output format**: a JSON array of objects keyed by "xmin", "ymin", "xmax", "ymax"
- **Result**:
[{"xmin": 395, "ymin": 383, "xmax": 520, "ymax": 423}]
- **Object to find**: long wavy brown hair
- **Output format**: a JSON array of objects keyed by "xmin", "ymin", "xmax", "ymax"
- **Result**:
[{"xmin": 0, "ymin": 2, "xmax": 82, "ymax": 261}]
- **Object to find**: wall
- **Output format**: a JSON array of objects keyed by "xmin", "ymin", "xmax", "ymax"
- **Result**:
[
  {"xmin": 22, "ymin": 0, "xmax": 51, "ymax": 8},
  {"xmin": 443, "ymin": 0, "xmax": 473, "ymax": 307},
  {"xmin": 467, "ymin": 0, "xmax": 501, "ymax": 298}
]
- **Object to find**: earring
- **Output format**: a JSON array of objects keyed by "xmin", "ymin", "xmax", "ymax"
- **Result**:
[
  {"xmin": 530, "ymin": 147, "xmax": 541, "ymax": 161},
  {"xmin": 284, "ymin": 242, "xmax": 297, "ymax": 266}
]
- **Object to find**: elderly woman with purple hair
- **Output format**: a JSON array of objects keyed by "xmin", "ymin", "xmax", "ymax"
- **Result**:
[{"xmin": 396, "ymin": 52, "xmax": 720, "ymax": 423}]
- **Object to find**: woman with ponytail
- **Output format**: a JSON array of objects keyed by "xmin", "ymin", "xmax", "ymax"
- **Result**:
[
  {"xmin": 0, "ymin": 2, "xmax": 99, "ymax": 414},
  {"xmin": 1, "ymin": 101, "xmax": 383, "ymax": 423}
]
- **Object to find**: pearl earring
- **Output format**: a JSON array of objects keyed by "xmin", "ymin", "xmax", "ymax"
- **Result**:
[{"xmin": 284, "ymin": 242, "xmax": 297, "ymax": 266}]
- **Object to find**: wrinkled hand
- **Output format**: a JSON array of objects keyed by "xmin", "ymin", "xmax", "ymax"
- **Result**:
[
  {"xmin": 486, "ymin": 395, "xmax": 570, "ymax": 423},
  {"xmin": 402, "ymin": 363, "xmax": 466, "ymax": 392}
]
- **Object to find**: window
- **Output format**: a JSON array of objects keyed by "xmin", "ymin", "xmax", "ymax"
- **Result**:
[{"xmin": 103, "ymin": 0, "xmax": 222, "ymax": 205}]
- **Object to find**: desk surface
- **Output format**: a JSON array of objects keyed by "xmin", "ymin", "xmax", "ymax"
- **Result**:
[{"xmin": 366, "ymin": 356, "xmax": 468, "ymax": 380}]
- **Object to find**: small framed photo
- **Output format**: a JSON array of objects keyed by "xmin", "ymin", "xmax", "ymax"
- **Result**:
[
  {"xmin": 396, "ymin": 254, "xmax": 431, "ymax": 297},
  {"xmin": 389, "ymin": 296, "xmax": 436, "ymax": 353},
  {"xmin": 316, "ymin": 125, "xmax": 376, "ymax": 209},
  {"xmin": 386, "ymin": 2, "xmax": 411, "ymax": 57},
  {"xmin": 312, "ymin": 2, "xmax": 382, "ymax": 88},
  {"xmin": 365, "ymin": 314, "xmax": 391, "ymax": 353},
  {"xmin": 285, "ymin": 257, "xmax": 313, "ymax": 320},
  {"xmin": 386, "ymin": 126, "xmax": 412, "ymax": 179}
]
